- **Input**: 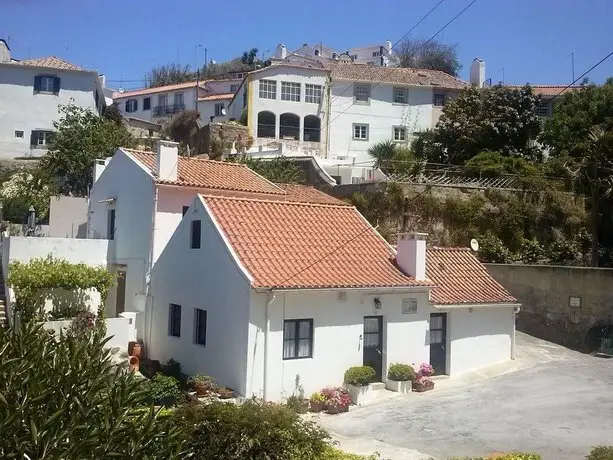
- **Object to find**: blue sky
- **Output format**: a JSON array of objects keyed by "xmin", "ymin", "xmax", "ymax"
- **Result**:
[{"xmin": 2, "ymin": 0, "xmax": 612, "ymax": 90}]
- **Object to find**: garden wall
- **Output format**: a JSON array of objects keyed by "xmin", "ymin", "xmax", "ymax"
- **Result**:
[
  {"xmin": 486, "ymin": 264, "xmax": 613, "ymax": 351},
  {"xmin": 43, "ymin": 312, "xmax": 136, "ymax": 349}
]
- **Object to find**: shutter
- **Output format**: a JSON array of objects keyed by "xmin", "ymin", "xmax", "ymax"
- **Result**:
[
  {"xmin": 133, "ymin": 99, "xmax": 137, "ymax": 111},
  {"xmin": 53, "ymin": 77, "xmax": 61, "ymax": 95},
  {"xmin": 125, "ymin": 101, "xmax": 130, "ymax": 112},
  {"xmin": 30, "ymin": 130, "xmax": 38, "ymax": 146},
  {"xmin": 33, "ymin": 76, "xmax": 41, "ymax": 93}
]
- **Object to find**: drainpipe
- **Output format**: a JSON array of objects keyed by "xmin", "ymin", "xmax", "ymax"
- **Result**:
[
  {"xmin": 263, "ymin": 290, "xmax": 275, "ymax": 401},
  {"xmin": 145, "ymin": 184, "xmax": 159, "ymax": 353},
  {"xmin": 511, "ymin": 305, "xmax": 520, "ymax": 360}
]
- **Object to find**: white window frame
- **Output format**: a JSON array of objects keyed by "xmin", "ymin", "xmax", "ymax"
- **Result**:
[
  {"xmin": 40, "ymin": 76, "xmax": 55, "ymax": 93},
  {"xmin": 354, "ymin": 84, "xmax": 371, "ymax": 104},
  {"xmin": 433, "ymin": 92, "xmax": 446, "ymax": 107},
  {"xmin": 214, "ymin": 102, "xmax": 225, "ymax": 116},
  {"xmin": 174, "ymin": 92, "xmax": 184, "ymax": 107},
  {"xmin": 353, "ymin": 123, "xmax": 369, "ymax": 141},
  {"xmin": 393, "ymin": 87, "xmax": 408, "ymax": 104},
  {"xmin": 393, "ymin": 126, "xmax": 407, "ymax": 142},
  {"xmin": 535, "ymin": 103, "xmax": 550, "ymax": 117},
  {"xmin": 34, "ymin": 130, "xmax": 53, "ymax": 146},
  {"xmin": 281, "ymin": 82, "xmax": 301, "ymax": 102},
  {"xmin": 305, "ymin": 84, "xmax": 322, "ymax": 104},
  {"xmin": 125, "ymin": 99, "xmax": 137, "ymax": 113},
  {"xmin": 259, "ymin": 79, "xmax": 277, "ymax": 99},
  {"xmin": 158, "ymin": 94, "xmax": 168, "ymax": 106},
  {"xmin": 15, "ymin": 130, "xmax": 24, "ymax": 138}
]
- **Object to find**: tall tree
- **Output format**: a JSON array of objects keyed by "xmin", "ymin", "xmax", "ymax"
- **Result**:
[
  {"xmin": 396, "ymin": 39, "xmax": 461, "ymax": 77},
  {"xmin": 40, "ymin": 105, "xmax": 134, "ymax": 196},
  {"xmin": 241, "ymin": 48, "xmax": 259, "ymax": 67},
  {"xmin": 413, "ymin": 86, "xmax": 542, "ymax": 164},
  {"xmin": 145, "ymin": 63, "xmax": 194, "ymax": 88}
]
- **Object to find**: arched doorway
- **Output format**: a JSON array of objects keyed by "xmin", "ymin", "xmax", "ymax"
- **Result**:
[
  {"xmin": 257, "ymin": 111, "xmax": 276, "ymax": 138},
  {"xmin": 279, "ymin": 113, "xmax": 299, "ymax": 140},
  {"xmin": 303, "ymin": 115, "xmax": 321, "ymax": 142}
]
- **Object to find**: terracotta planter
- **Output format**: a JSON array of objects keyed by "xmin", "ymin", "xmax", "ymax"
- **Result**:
[
  {"xmin": 309, "ymin": 401, "xmax": 326, "ymax": 413},
  {"xmin": 413, "ymin": 382, "xmax": 434, "ymax": 392},
  {"xmin": 132, "ymin": 343, "xmax": 142, "ymax": 359},
  {"xmin": 128, "ymin": 356, "xmax": 139, "ymax": 372}
]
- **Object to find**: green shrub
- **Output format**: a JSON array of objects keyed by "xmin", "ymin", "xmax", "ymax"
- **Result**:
[
  {"xmin": 162, "ymin": 358, "xmax": 182, "ymax": 380},
  {"xmin": 450, "ymin": 455, "xmax": 540, "ymax": 460},
  {"xmin": 147, "ymin": 373, "xmax": 181, "ymax": 406},
  {"xmin": 344, "ymin": 366, "xmax": 376, "ymax": 386},
  {"xmin": 387, "ymin": 363, "xmax": 415, "ymax": 381},
  {"xmin": 286, "ymin": 394, "xmax": 308, "ymax": 413},
  {"xmin": 587, "ymin": 446, "xmax": 613, "ymax": 460},
  {"xmin": 187, "ymin": 373, "xmax": 217, "ymax": 395},
  {"xmin": 173, "ymin": 399, "xmax": 332, "ymax": 459}
]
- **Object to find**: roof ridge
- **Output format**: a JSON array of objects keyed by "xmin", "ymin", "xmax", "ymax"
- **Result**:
[
  {"xmin": 124, "ymin": 148, "xmax": 249, "ymax": 167},
  {"xmin": 429, "ymin": 246, "xmax": 472, "ymax": 251},
  {"xmin": 200, "ymin": 193, "xmax": 356, "ymax": 210}
]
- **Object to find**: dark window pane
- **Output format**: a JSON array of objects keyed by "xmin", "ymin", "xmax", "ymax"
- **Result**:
[{"xmin": 191, "ymin": 220, "xmax": 201, "ymax": 248}]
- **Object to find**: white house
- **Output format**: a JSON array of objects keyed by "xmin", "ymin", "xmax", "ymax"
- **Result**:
[
  {"xmin": 228, "ymin": 60, "xmax": 467, "ymax": 166},
  {"xmin": 273, "ymin": 41, "xmax": 398, "ymax": 67},
  {"xmin": 87, "ymin": 141, "xmax": 348, "ymax": 339},
  {"xmin": 148, "ymin": 190, "xmax": 519, "ymax": 401},
  {"xmin": 0, "ymin": 39, "xmax": 106, "ymax": 158}
]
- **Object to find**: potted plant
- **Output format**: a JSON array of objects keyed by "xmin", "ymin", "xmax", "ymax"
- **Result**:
[
  {"xmin": 217, "ymin": 387, "xmax": 234, "ymax": 399},
  {"xmin": 412, "ymin": 362, "xmax": 435, "ymax": 392},
  {"xmin": 343, "ymin": 366, "xmax": 375, "ymax": 405},
  {"xmin": 323, "ymin": 387, "xmax": 351, "ymax": 414},
  {"xmin": 386, "ymin": 363, "xmax": 415, "ymax": 394},
  {"xmin": 309, "ymin": 392, "xmax": 326, "ymax": 412},
  {"xmin": 187, "ymin": 374, "xmax": 217, "ymax": 397}
]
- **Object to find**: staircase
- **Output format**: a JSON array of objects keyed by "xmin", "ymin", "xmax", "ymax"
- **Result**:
[{"xmin": 0, "ymin": 263, "xmax": 6, "ymax": 326}]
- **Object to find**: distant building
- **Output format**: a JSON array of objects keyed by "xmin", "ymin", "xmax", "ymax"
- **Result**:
[
  {"xmin": 0, "ymin": 39, "xmax": 107, "ymax": 158},
  {"xmin": 273, "ymin": 41, "xmax": 398, "ymax": 67}
]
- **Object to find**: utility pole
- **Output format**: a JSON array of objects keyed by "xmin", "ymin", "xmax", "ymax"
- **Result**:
[{"xmin": 571, "ymin": 51, "xmax": 575, "ymax": 82}]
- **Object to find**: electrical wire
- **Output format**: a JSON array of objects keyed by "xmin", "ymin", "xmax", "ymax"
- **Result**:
[{"xmin": 549, "ymin": 49, "xmax": 613, "ymax": 103}]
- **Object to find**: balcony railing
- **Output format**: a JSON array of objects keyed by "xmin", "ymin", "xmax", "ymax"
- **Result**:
[{"xmin": 153, "ymin": 104, "xmax": 185, "ymax": 116}]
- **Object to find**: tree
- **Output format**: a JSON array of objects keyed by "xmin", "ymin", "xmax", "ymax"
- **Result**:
[
  {"xmin": 0, "ymin": 322, "xmax": 184, "ymax": 458},
  {"xmin": 241, "ymin": 48, "xmax": 259, "ymax": 67},
  {"xmin": 232, "ymin": 156, "xmax": 305, "ymax": 184},
  {"xmin": 164, "ymin": 110, "xmax": 203, "ymax": 156},
  {"xmin": 396, "ymin": 39, "xmax": 461, "ymax": 77},
  {"xmin": 145, "ymin": 63, "xmax": 194, "ymax": 88},
  {"xmin": 103, "ymin": 103, "xmax": 124, "ymax": 125},
  {"xmin": 368, "ymin": 140, "xmax": 397, "ymax": 170},
  {"xmin": 0, "ymin": 167, "xmax": 53, "ymax": 223},
  {"xmin": 40, "ymin": 105, "xmax": 134, "ymax": 196},
  {"xmin": 413, "ymin": 86, "xmax": 542, "ymax": 164}
]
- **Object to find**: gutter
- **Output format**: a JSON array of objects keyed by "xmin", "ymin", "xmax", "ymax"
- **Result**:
[
  {"xmin": 253, "ymin": 285, "xmax": 433, "ymax": 294},
  {"xmin": 263, "ymin": 290, "xmax": 276, "ymax": 402},
  {"xmin": 432, "ymin": 302, "xmax": 521, "ymax": 309},
  {"xmin": 144, "ymin": 184, "xmax": 160, "ymax": 352}
]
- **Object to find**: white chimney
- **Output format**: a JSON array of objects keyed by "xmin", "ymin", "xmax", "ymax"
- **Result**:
[
  {"xmin": 470, "ymin": 58, "xmax": 485, "ymax": 87},
  {"xmin": 0, "ymin": 39, "xmax": 10, "ymax": 63},
  {"xmin": 396, "ymin": 232, "xmax": 427, "ymax": 280},
  {"xmin": 156, "ymin": 140, "xmax": 179, "ymax": 182},
  {"xmin": 386, "ymin": 40, "xmax": 392, "ymax": 53},
  {"xmin": 275, "ymin": 44, "xmax": 287, "ymax": 60},
  {"xmin": 93, "ymin": 157, "xmax": 112, "ymax": 184}
]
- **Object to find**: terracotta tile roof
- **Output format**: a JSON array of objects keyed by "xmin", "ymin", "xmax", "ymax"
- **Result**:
[
  {"xmin": 198, "ymin": 93, "xmax": 234, "ymax": 101},
  {"xmin": 113, "ymin": 81, "xmax": 203, "ymax": 99},
  {"xmin": 426, "ymin": 247, "xmax": 517, "ymax": 305},
  {"xmin": 275, "ymin": 183, "xmax": 349, "ymax": 206},
  {"xmin": 12, "ymin": 56, "xmax": 84, "ymax": 71},
  {"xmin": 125, "ymin": 149, "xmax": 285, "ymax": 195},
  {"xmin": 202, "ymin": 195, "xmax": 434, "ymax": 289},
  {"xmin": 507, "ymin": 85, "xmax": 582, "ymax": 97}
]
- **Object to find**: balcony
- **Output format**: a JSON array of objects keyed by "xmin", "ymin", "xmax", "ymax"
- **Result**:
[{"xmin": 153, "ymin": 104, "xmax": 185, "ymax": 117}]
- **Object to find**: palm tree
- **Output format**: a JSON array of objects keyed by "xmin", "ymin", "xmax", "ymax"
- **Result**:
[{"xmin": 367, "ymin": 140, "xmax": 397, "ymax": 171}]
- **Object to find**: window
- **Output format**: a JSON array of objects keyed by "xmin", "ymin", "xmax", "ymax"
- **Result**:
[
  {"xmin": 433, "ymin": 92, "xmax": 446, "ymax": 107},
  {"xmin": 214, "ymin": 102, "xmax": 225, "ymax": 116},
  {"xmin": 393, "ymin": 126, "xmax": 407, "ymax": 142},
  {"xmin": 30, "ymin": 130, "xmax": 54, "ymax": 147},
  {"xmin": 352, "ymin": 123, "xmax": 369, "ymax": 140},
  {"xmin": 143, "ymin": 97, "xmax": 151, "ymax": 111},
  {"xmin": 259, "ymin": 79, "xmax": 277, "ymax": 99},
  {"xmin": 305, "ymin": 84, "xmax": 322, "ymax": 104},
  {"xmin": 34, "ymin": 75, "xmax": 59, "ymax": 94},
  {"xmin": 281, "ymin": 82, "xmax": 301, "ymax": 102},
  {"xmin": 182, "ymin": 205, "xmax": 189, "ymax": 216},
  {"xmin": 174, "ymin": 92, "xmax": 184, "ymax": 108},
  {"xmin": 194, "ymin": 308, "xmax": 207, "ymax": 346},
  {"xmin": 168, "ymin": 304, "xmax": 181, "ymax": 337},
  {"xmin": 158, "ymin": 94, "xmax": 167, "ymax": 106},
  {"xmin": 125, "ymin": 99, "xmax": 138, "ymax": 112},
  {"xmin": 372, "ymin": 51, "xmax": 382, "ymax": 57},
  {"xmin": 14, "ymin": 130, "xmax": 24, "ymax": 138},
  {"xmin": 283, "ymin": 319, "xmax": 313, "ymax": 359},
  {"xmin": 535, "ymin": 103, "xmax": 550, "ymax": 117},
  {"xmin": 350, "ymin": 55, "xmax": 358, "ymax": 61},
  {"xmin": 230, "ymin": 84, "xmax": 240, "ymax": 93},
  {"xmin": 190, "ymin": 220, "xmax": 201, "ymax": 249},
  {"xmin": 107, "ymin": 209, "xmax": 116, "ymax": 240},
  {"xmin": 393, "ymin": 87, "xmax": 408, "ymax": 104},
  {"xmin": 354, "ymin": 84, "xmax": 371, "ymax": 104}
]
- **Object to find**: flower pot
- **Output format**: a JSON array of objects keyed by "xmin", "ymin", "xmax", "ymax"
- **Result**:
[
  {"xmin": 128, "ymin": 356, "xmax": 139, "ymax": 372},
  {"xmin": 345, "ymin": 384, "xmax": 373, "ymax": 406},
  {"xmin": 339, "ymin": 405, "xmax": 349, "ymax": 412},
  {"xmin": 309, "ymin": 401, "xmax": 326, "ymax": 413},
  {"xmin": 385, "ymin": 379, "xmax": 412, "ymax": 394},
  {"xmin": 327, "ymin": 406, "xmax": 341, "ymax": 414},
  {"xmin": 413, "ymin": 382, "xmax": 434, "ymax": 392},
  {"xmin": 132, "ymin": 342, "xmax": 142, "ymax": 359}
]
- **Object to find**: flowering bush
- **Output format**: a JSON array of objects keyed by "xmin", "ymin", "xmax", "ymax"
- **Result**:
[
  {"xmin": 310, "ymin": 392, "xmax": 326, "ymax": 403},
  {"xmin": 416, "ymin": 362, "xmax": 435, "ymax": 376},
  {"xmin": 0, "ymin": 169, "xmax": 52, "ymax": 222},
  {"xmin": 415, "ymin": 375, "xmax": 434, "ymax": 386},
  {"xmin": 320, "ymin": 387, "xmax": 351, "ymax": 409}
]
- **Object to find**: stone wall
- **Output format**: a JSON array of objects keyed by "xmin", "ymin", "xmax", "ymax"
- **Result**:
[{"xmin": 486, "ymin": 263, "xmax": 613, "ymax": 351}]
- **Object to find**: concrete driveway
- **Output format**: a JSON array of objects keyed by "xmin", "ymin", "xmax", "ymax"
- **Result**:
[{"xmin": 319, "ymin": 333, "xmax": 613, "ymax": 460}]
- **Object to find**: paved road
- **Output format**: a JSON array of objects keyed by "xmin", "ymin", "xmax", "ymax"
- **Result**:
[{"xmin": 320, "ymin": 333, "xmax": 613, "ymax": 460}]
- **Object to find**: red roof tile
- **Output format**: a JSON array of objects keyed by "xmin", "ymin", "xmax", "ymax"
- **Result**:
[
  {"xmin": 126, "ymin": 149, "xmax": 285, "ymax": 195},
  {"xmin": 12, "ymin": 56, "xmax": 84, "ymax": 71},
  {"xmin": 275, "ymin": 183, "xmax": 349, "ymax": 206},
  {"xmin": 198, "ymin": 93, "xmax": 234, "ymax": 101},
  {"xmin": 113, "ymin": 81, "xmax": 203, "ymax": 99},
  {"xmin": 507, "ymin": 85, "xmax": 582, "ymax": 97},
  {"xmin": 202, "ymin": 195, "xmax": 434, "ymax": 289},
  {"xmin": 426, "ymin": 247, "xmax": 517, "ymax": 305}
]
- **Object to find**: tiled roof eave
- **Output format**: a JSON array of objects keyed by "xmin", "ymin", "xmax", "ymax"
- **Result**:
[
  {"xmin": 155, "ymin": 179, "xmax": 286, "ymax": 195},
  {"xmin": 251, "ymin": 280, "xmax": 436, "ymax": 291},
  {"xmin": 432, "ymin": 300, "xmax": 519, "ymax": 307}
]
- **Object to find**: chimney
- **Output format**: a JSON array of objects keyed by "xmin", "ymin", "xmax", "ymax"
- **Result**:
[
  {"xmin": 93, "ymin": 157, "xmax": 112, "ymax": 184},
  {"xmin": 386, "ymin": 40, "xmax": 392, "ymax": 53},
  {"xmin": 470, "ymin": 58, "xmax": 485, "ymax": 87},
  {"xmin": 396, "ymin": 232, "xmax": 427, "ymax": 280},
  {"xmin": 0, "ymin": 39, "xmax": 10, "ymax": 63},
  {"xmin": 275, "ymin": 44, "xmax": 287, "ymax": 60},
  {"xmin": 156, "ymin": 140, "xmax": 179, "ymax": 182}
]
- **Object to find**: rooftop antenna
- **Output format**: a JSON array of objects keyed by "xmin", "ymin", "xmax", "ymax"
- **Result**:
[{"xmin": 571, "ymin": 51, "xmax": 575, "ymax": 82}]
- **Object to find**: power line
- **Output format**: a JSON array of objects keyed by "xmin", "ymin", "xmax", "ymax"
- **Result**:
[
  {"xmin": 326, "ymin": 0, "xmax": 480, "ymax": 130},
  {"xmin": 550, "ymin": 49, "xmax": 613, "ymax": 103},
  {"xmin": 270, "ymin": 187, "xmax": 431, "ymax": 289}
]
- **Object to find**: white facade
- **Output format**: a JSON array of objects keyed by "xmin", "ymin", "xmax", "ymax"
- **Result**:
[
  {"xmin": 114, "ymin": 85, "xmax": 199, "ymax": 123},
  {"xmin": 0, "ymin": 42, "xmax": 104, "ymax": 158},
  {"xmin": 347, "ymin": 41, "xmax": 397, "ymax": 67},
  {"xmin": 198, "ymin": 97, "xmax": 232, "ymax": 123}
]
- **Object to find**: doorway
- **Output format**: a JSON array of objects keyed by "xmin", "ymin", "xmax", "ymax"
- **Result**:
[
  {"xmin": 363, "ymin": 316, "xmax": 383, "ymax": 381},
  {"xmin": 114, "ymin": 267, "xmax": 127, "ymax": 317},
  {"xmin": 429, "ymin": 313, "xmax": 447, "ymax": 375}
]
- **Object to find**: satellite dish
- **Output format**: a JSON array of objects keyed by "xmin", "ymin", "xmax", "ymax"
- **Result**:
[
  {"xmin": 470, "ymin": 239, "xmax": 480, "ymax": 252},
  {"xmin": 221, "ymin": 108, "xmax": 227, "ymax": 116},
  {"xmin": 118, "ymin": 88, "xmax": 125, "ymax": 93}
]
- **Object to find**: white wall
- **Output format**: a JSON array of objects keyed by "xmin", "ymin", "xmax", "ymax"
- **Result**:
[
  {"xmin": 198, "ymin": 99, "xmax": 231, "ymax": 123},
  {"xmin": 88, "ymin": 149, "xmax": 154, "ymax": 336},
  {"xmin": 4, "ymin": 235, "xmax": 109, "ymax": 265},
  {"xmin": 0, "ymin": 65, "xmax": 99, "ymax": 158},
  {"xmin": 48, "ymin": 196, "xmax": 89, "ymax": 238},
  {"xmin": 115, "ymin": 87, "xmax": 197, "ymax": 122},
  {"xmin": 328, "ymin": 80, "xmax": 434, "ymax": 165},
  {"xmin": 43, "ymin": 314, "xmax": 136, "ymax": 349},
  {"xmin": 448, "ymin": 307, "xmax": 514, "ymax": 375},
  {"xmin": 247, "ymin": 289, "xmax": 433, "ymax": 401},
  {"xmin": 149, "ymin": 196, "xmax": 252, "ymax": 393}
]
